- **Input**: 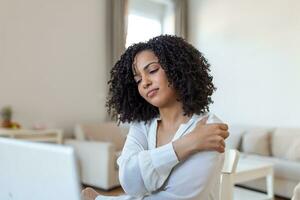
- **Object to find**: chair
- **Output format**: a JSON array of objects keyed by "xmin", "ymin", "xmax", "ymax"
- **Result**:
[
  {"xmin": 64, "ymin": 122, "xmax": 129, "ymax": 190},
  {"xmin": 220, "ymin": 149, "xmax": 240, "ymax": 200},
  {"xmin": 292, "ymin": 182, "xmax": 300, "ymax": 200}
]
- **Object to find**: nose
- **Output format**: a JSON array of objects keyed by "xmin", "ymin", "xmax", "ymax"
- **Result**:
[{"xmin": 141, "ymin": 75, "xmax": 152, "ymax": 89}]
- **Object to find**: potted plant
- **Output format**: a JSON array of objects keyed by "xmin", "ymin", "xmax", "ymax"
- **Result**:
[
  {"xmin": 0, "ymin": 106, "xmax": 20, "ymax": 129},
  {"xmin": 1, "ymin": 106, "xmax": 12, "ymax": 128}
]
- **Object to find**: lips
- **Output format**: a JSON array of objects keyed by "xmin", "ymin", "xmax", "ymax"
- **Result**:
[{"xmin": 147, "ymin": 88, "xmax": 159, "ymax": 97}]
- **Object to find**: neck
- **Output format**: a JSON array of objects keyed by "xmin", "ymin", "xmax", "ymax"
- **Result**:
[{"xmin": 158, "ymin": 101, "xmax": 191, "ymax": 127}]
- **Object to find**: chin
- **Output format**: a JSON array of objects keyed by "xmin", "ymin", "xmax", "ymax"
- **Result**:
[
  {"xmin": 147, "ymin": 98, "xmax": 167, "ymax": 108},
  {"xmin": 146, "ymin": 101, "xmax": 160, "ymax": 108}
]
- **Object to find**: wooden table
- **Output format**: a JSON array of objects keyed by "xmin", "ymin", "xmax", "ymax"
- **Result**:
[{"xmin": 0, "ymin": 128, "xmax": 63, "ymax": 144}]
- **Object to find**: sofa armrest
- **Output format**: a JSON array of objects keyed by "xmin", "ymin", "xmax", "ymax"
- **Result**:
[{"xmin": 64, "ymin": 139, "xmax": 120, "ymax": 189}]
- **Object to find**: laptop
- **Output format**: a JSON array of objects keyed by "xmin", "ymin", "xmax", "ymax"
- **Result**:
[{"xmin": 0, "ymin": 138, "xmax": 82, "ymax": 200}]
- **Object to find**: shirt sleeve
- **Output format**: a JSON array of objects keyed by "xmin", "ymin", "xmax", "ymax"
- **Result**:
[
  {"xmin": 117, "ymin": 122, "xmax": 179, "ymax": 197},
  {"xmin": 143, "ymin": 152, "xmax": 224, "ymax": 200}
]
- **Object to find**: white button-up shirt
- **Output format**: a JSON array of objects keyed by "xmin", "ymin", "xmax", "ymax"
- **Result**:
[{"xmin": 96, "ymin": 113, "xmax": 224, "ymax": 200}]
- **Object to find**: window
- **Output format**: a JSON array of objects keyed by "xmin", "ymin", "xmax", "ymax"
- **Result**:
[
  {"xmin": 126, "ymin": 14, "xmax": 162, "ymax": 47},
  {"xmin": 126, "ymin": 0, "xmax": 175, "ymax": 47}
]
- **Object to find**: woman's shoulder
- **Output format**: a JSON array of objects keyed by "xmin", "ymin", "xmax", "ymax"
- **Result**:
[{"xmin": 193, "ymin": 112, "xmax": 223, "ymax": 124}]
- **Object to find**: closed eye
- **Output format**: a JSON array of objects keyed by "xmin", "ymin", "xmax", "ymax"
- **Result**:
[
  {"xmin": 134, "ymin": 75, "xmax": 142, "ymax": 84},
  {"xmin": 136, "ymin": 79, "xmax": 141, "ymax": 84},
  {"xmin": 134, "ymin": 66, "xmax": 159, "ymax": 84},
  {"xmin": 149, "ymin": 68, "xmax": 159, "ymax": 74}
]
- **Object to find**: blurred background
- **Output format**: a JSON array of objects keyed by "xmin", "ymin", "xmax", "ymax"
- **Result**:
[{"xmin": 0, "ymin": 0, "xmax": 299, "ymax": 136}]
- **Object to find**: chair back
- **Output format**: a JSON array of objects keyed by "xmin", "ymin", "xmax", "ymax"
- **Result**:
[
  {"xmin": 222, "ymin": 149, "xmax": 240, "ymax": 174},
  {"xmin": 292, "ymin": 182, "xmax": 300, "ymax": 200},
  {"xmin": 220, "ymin": 149, "xmax": 240, "ymax": 200}
]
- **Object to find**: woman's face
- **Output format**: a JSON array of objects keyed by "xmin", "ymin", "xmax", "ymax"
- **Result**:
[{"xmin": 132, "ymin": 50, "xmax": 177, "ymax": 108}]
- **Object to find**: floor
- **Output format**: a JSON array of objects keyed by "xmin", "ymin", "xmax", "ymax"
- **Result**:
[
  {"xmin": 93, "ymin": 186, "xmax": 124, "ymax": 196},
  {"xmin": 90, "ymin": 186, "xmax": 290, "ymax": 200}
]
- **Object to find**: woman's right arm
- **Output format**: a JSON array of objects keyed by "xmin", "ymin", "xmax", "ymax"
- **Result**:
[{"xmin": 117, "ymin": 122, "xmax": 179, "ymax": 197}]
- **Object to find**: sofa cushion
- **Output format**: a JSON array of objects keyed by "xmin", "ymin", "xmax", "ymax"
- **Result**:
[
  {"xmin": 241, "ymin": 128, "xmax": 272, "ymax": 156},
  {"xmin": 272, "ymin": 128, "xmax": 300, "ymax": 159},
  {"xmin": 226, "ymin": 125, "xmax": 246, "ymax": 150},
  {"xmin": 241, "ymin": 153, "xmax": 300, "ymax": 182},
  {"xmin": 286, "ymin": 139, "xmax": 300, "ymax": 161}
]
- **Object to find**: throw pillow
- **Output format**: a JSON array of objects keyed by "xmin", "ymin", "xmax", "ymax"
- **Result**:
[
  {"xmin": 226, "ymin": 125, "xmax": 246, "ymax": 150},
  {"xmin": 272, "ymin": 128, "xmax": 300, "ymax": 158},
  {"xmin": 286, "ymin": 139, "xmax": 300, "ymax": 161},
  {"xmin": 242, "ymin": 128, "xmax": 272, "ymax": 156}
]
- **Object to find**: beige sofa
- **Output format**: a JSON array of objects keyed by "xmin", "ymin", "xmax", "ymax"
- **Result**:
[
  {"xmin": 227, "ymin": 125, "xmax": 300, "ymax": 198},
  {"xmin": 65, "ymin": 122, "xmax": 129, "ymax": 190}
]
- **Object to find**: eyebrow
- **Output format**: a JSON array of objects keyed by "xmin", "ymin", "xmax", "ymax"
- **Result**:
[
  {"xmin": 133, "ymin": 61, "xmax": 159, "ymax": 76},
  {"xmin": 142, "ymin": 61, "xmax": 158, "ymax": 71}
]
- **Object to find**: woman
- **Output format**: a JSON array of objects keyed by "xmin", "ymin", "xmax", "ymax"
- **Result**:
[{"xmin": 82, "ymin": 35, "xmax": 229, "ymax": 200}]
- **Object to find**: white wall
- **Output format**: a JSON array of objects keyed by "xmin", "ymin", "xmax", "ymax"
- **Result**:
[
  {"xmin": 0, "ymin": 0, "xmax": 111, "ymax": 135},
  {"xmin": 188, "ymin": 0, "xmax": 300, "ymax": 127}
]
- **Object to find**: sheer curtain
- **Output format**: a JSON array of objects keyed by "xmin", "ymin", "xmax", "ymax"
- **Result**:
[
  {"xmin": 111, "ymin": 0, "xmax": 129, "ymax": 65},
  {"xmin": 110, "ymin": 0, "xmax": 187, "ymax": 64},
  {"xmin": 106, "ymin": 0, "xmax": 128, "ymax": 121},
  {"xmin": 174, "ymin": 0, "xmax": 188, "ymax": 40}
]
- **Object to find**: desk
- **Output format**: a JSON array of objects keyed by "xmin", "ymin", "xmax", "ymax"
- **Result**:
[
  {"xmin": 0, "ymin": 128, "xmax": 63, "ymax": 144},
  {"xmin": 234, "ymin": 156, "xmax": 274, "ymax": 200}
]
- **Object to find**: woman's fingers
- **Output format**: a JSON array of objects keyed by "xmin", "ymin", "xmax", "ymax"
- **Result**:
[
  {"xmin": 191, "ymin": 120, "xmax": 230, "ymax": 153},
  {"xmin": 219, "ymin": 123, "xmax": 229, "ymax": 131},
  {"xmin": 215, "ymin": 141, "xmax": 225, "ymax": 153},
  {"xmin": 220, "ymin": 139, "xmax": 226, "ymax": 148},
  {"xmin": 212, "ymin": 135, "xmax": 224, "ymax": 144},
  {"xmin": 217, "ymin": 130, "xmax": 229, "ymax": 139},
  {"xmin": 210, "ymin": 123, "xmax": 228, "ymax": 131},
  {"xmin": 207, "ymin": 135, "xmax": 226, "ymax": 153}
]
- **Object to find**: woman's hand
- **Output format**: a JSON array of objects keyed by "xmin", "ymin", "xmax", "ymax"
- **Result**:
[
  {"xmin": 191, "ymin": 117, "xmax": 229, "ymax": 153},
  {"xmin": 173, "ymin": 117, "xmax": 229, "ymax": 161},
  {"xmin": 81, "ymin": 187, "xmax": 100, "ymax": 200}
]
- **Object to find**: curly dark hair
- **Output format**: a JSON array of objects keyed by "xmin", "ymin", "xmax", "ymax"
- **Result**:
[{"xmin": 106, "ymin": 35, "xmax": 216, "ymax": 123}]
